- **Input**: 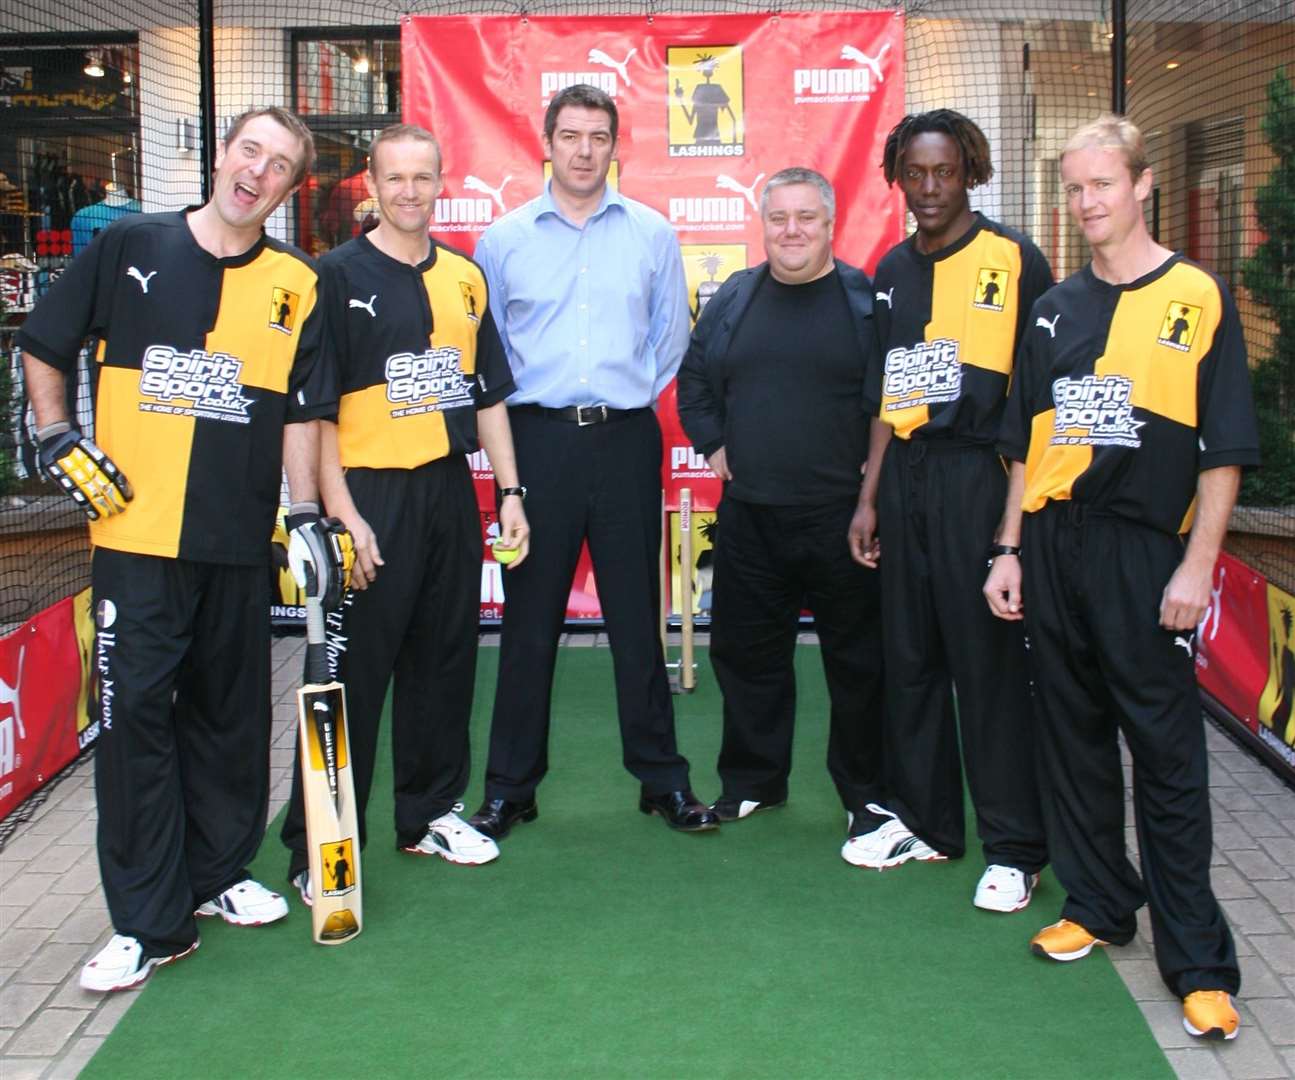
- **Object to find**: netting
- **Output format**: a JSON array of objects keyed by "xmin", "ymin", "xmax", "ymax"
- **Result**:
[{"xmin": 2, "ymin": 0, "xmax": 1288, "ymax": 622}]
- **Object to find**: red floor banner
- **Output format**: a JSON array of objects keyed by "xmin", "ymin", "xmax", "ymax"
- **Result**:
[{"xmin": 403, "ymin": 11, "xmax": 905, "ymax": 619}]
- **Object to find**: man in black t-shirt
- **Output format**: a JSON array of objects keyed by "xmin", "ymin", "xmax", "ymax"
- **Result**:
[{"xmin": 677, "ymin": 168, "xmax": 886, "ymax": 847}]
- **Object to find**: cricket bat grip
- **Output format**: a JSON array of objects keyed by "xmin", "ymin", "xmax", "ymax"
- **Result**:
[{"xmin": 304, "ymin": 595, "xmax": 330, "ymax": 684}]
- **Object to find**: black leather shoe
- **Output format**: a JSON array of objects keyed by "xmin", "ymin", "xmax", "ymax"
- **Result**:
[
  {"xmin": 709, "ymin": 795, "xmax": 786, "ymax": 822},
  {"xmin": 639, "ymin": 789, "xmax": 721, "ymax": 832},
  {"xmin": 468, "ymin": 797, "xmax": 538, "ymax": 840}
]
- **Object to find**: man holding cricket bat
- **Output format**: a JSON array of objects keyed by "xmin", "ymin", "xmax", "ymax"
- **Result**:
[
  {"xmin": 676, "ymin": 167, "xmax": 887, "ymax": 850},
  {"xmin": 280, "ymin": 123, "xmax": 528, "ymax": 896},
  {"xmin": 19, "ymin": 107, "xmax": 340, "ymax": 991}
]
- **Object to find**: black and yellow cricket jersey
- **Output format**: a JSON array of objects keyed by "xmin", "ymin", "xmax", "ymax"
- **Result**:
[
  {"xmin": 321, "ymin": 233, "xmax": 515, "ymax": 469},
  {"xmin": 17, "ymin": 211, "xmax": 335, "ymax": 565},
  {"xmin": 864, "ymin": 214, "xmax": 1053, "ymax": 442},
  {"xmin": 998, "ymin": 254, "xmax": 1260, "ymax": 535}
]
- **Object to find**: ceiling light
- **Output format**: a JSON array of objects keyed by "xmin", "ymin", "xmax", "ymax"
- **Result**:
[
  {"xmin": 353, "ymin": 55, "xmax": 370, "ymax": 74},
  {"xmin": 84, "ymin": 52, "xmax": 105, "ymax": 78},
  {"xmin": 1165, "ymin": 60, "xmax": 1180, "ymax": 70}
]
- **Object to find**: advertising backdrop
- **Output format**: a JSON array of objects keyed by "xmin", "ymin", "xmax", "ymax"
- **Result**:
[{"xmin": 402, "ymin": 11, "xmax": 906, "ymax": 619}]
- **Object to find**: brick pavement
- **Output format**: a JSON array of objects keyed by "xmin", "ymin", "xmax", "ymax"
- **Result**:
[{"xmin": 1, "ymin": 633, "xmax": 1293, "ymax": 1078}]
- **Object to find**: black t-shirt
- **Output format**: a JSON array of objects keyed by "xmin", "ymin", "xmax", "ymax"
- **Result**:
[{"xmin": 721, "ymin": 269, "xmax": 867, "ymax": 505}]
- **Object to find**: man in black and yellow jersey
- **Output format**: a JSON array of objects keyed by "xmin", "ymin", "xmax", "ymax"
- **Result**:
[
  {"xmin": 986, "ymin": 115, "xmax": 1258, "ymax": 1041},
  {"xmin": 18, "ymin": 107, "xmax": 338, "ymax": 991},
  {"xmin": 281, "ymin": 124, "xmax": 529, "ymax": 892},
  {"xmin": 849, "ymin": 111, "xmax": 1050, "ymax": 908}
]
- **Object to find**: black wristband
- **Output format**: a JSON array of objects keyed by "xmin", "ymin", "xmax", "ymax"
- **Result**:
[
  {"xmin": 498, "ymin": 486, "xmax": 527, "ymax": 500},
  {"xmin": 987, "ymin": 544, "xmax": 1022, "ymax": 559}
]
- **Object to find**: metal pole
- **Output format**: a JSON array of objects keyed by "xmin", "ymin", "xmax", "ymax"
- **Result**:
[
  {"xmin": 1111, "ymin": 0, "xmax": 1127, "ymax": 115},
  {"xmin": 198, "ymin": 0, "xmax": 217, "ymax": 201}
]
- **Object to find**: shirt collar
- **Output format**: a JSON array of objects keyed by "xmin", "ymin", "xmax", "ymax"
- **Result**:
[{"xmin": 534, "ymin": 179, "xmax": 625, "ymax": 225}]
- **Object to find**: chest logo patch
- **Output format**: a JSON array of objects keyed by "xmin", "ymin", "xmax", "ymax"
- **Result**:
[
  {"xmin": 973, "ymin": 267, "xmax": 1009, "ymax": 311},
  {"xmin": 882, "ymin": 338, "xmax": 962, "ymax": 411},
  {"xmin": 1157, "ymin": 301, "xmax": 1202, "ymax": 352},
  {"xmin": 1050, "ymin": 375, "xmax": 1144, "ymax": 448},
  {"xmin": 349, "ymin": 295, "xmax": 377, "ymax": 318},
  {"xmin": 459, "ymin": 282, "xmax": 481, "ymax": 324},
  {"xmin": 270, "ymin": 288, "xmax": 300, "ymax": 335}
]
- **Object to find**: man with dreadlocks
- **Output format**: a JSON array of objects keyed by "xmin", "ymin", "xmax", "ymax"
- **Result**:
[{"xmin": 848, "ymin": 110, "xmax": 1051, "ymax": 909}]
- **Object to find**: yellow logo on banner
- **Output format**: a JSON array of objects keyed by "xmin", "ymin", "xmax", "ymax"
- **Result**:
[
  {"xmin": 681, "ymin": 244, "xmax": 747, "ymax": 327},
  {"xmin": 1156, "ymin": 301, "xmax": 1202, "ymax": 352},
  {"xmin": 973, "ymin": 267, "xmax": 1009, "ymax": 312},
  {"xmin": 543, "ymin": 159, "xmax": 619, "ymax": 191},
  {"xmin": 1259, "ymin": 584, "xmax": 1295, "ymax": 749},
  {"xmin": 320, "ymin": 837, "xmax": 357, "ymax": 896},
  {"xmin": 667, "ymin": 45, "xmax": 745, "ymax": 156},
  {"xmin": 269, "ymin": 287, "xmax": 299, "ymax": 335}
]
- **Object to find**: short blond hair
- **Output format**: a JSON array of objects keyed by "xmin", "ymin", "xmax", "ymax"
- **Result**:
[
  {"xmin": 1061, "ymin": 114, "xmax": 1148, "ymax": 180},
  {"xmin": 367, "ymin": 123, "xmax": 442, "ymax": 177}
]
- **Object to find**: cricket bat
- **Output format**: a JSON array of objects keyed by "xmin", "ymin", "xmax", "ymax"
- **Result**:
[
  {"xmin": 297, "ymin": 594, "xmax": 362, "ymax": 944},
  {"xmin": 665, "ymin": 487, "xmax": 697, "ymax": 694}
]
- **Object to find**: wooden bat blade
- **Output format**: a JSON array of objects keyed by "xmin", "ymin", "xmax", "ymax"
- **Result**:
[{"xmin": 297, "ymin": 680, "xmax": 362, "ymax": 945}]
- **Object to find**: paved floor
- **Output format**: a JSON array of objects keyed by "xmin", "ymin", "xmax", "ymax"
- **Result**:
[{"xmin": 1, "ymin": 633, "xmax": 1293, "ymax": 1079}]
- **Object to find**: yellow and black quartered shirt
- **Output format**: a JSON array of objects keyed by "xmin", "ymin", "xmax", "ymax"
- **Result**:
[
  {"xmin": 863, "ymin": 214, "xmax": 1053, "ymax": 443},
  {"xmin": 17, "ymin": 210, "xmax": 335, "ymax": 565},
  {"xmin": 998, "ymin": 255, "xmax": 1260, "ymax": 535},
  {"xmin": 321, "ymin": 234, "xmax": 515, "ymax": 469}
]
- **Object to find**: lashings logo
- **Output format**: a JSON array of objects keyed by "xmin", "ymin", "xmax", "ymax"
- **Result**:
[
  {"xmin": 973, "ymin": 268, "xmax": 1009, "ymax": 312},
  {"xmin": 667, "ymin": 46, "xmax": 745, "ymax": 158},
  {"xmin": 1050, "ymin": 375, "xmax": 1145, "ymax": 447},
  {"xmin": 138, "ymin": 346, "xmax": 253, "ymax": 424},
  {"xmin": 1157, "ymin": 301, "xmax": 1202, "ymax": 352},
  {"xmin": 882, "ymin": 338, "xmax": 963, "ymax": 410},
  {"xmin": 460, "ymin": 282, "xmax": 482, "ymax": 324},
  {"xmin": 269, "ymin": 287, "xmax": 299, "ymax": 334},
  {"xmin": 384, "ymin": 348, "xmax": 474, "ymax": 416},
  {"xmin": 794, "ymin": 42, "xmax": 892, "ymax": 105},
  {"xmin": 681, "ymin": 244, "xmax": 747, "ymax": 325}
]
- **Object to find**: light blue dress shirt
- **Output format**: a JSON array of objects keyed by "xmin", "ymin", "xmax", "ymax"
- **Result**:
[{"xmin": 475, "ymin": 181, "xmax": 690, "ymax": 410}]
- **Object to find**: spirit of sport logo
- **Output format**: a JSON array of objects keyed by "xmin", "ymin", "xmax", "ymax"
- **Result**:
[
  {"xmin": 882, "ymin": 338, "xmax": 962, "ymax": 409},
  {"xmin": 1050, "ymin": 375, "xmax": 1144, "ymax": 447},
  {"xmin": 385, "ymin": 348, "xmax": 474, "ymax": 415},
  {"xmin": 138, "ymin": 345, "xmax": 253, "ymax": 424}
]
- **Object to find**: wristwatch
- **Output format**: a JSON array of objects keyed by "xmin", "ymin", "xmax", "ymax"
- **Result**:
[
  {"xmin": 498, "ymin": 486, "xmax": 527, "ymax": 500},
  {"xmin": 987, "ymin": 543, "xmax": 1022, "ymax": 559}
]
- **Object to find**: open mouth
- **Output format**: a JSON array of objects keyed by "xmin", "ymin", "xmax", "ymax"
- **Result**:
[{"xmin": 233, "ymin": 181, "xmax": 258, "ymax": 204}]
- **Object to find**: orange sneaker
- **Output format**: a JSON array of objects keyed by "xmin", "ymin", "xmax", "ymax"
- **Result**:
[
  {"xmin": 1182, "ymin": 991, "xmax": 1239, "ymax": 1041},
  {"xmin": 1029, "ymin": 919, "xmax": 1109, "ymax": 961}
]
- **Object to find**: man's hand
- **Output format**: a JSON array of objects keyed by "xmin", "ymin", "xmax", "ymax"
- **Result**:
[
  {"xmin": 848, "ymin": 501, "xmax": 880, "ymax": 568},
  {"xmin": 287, "ymin": 504, "xmax": 354, "ymax": 611},
  {"xmin": 984, "ymin": 555, "xmax": 1024, "ymax": 621},
  {"xmin": 336, "ymin": 510, "xmax": 383, "ymax": 591},
  {"xmin": 706, "ymin": 447, "xmax": 732, "ymax": 482},
  {"xmin": 1160, "ymin": 559, "xmax": 1212, "ymax": 631},
  {"xmin": 38, "ymin": 422, "xmax": 133, "ymax": 521},
  {"xmin": 495, "ymin": 494, "xmax": 531, "ymax": 570}
]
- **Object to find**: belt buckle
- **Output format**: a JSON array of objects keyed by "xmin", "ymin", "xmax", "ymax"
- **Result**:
[{"xmin": 577, "ymin": 405, "xmax": 607, "ymax": 427}]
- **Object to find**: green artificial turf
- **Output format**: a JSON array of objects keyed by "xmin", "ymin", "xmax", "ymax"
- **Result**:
[{"xmin": 84, "ymin": 647, "xmax": 1172, "ymax": 1079}]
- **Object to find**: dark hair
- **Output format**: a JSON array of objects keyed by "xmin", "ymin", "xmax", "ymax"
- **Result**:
[
  {"xmin": 881, "ymin": 109, "xmax": 993, "ymax": 189},
  {"xmin": 368, "ymin": 123, "xmax": 442, "ymax": 177},
  {"xmin": 223, "ymin": 107, "xmax": 316, "ymax": 186},
  {"xmin": 544, "ymin": 84, "xmax": 619, "ymax": 145}
]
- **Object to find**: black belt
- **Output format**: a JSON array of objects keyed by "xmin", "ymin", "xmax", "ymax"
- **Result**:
[{"xmin": 514, "ymin": 404, "xmax": 648, "ymax": 426}]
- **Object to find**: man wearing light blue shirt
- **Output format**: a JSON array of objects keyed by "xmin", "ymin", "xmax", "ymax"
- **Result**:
[{"xmin": 469, "ymin": 84, "xmax": 719, "ymax": 839}]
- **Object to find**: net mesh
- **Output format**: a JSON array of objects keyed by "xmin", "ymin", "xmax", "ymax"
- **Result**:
[{"xmin": 0, "ymin": 0, "xmax": 1290, "ymax": 625}]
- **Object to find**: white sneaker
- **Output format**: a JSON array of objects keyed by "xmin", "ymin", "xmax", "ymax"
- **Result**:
[
  {"xmin": 841, "ymin": 803, "xmax": 946, "ymax": 869},
  {"xmin": 195, "ymin": 879, "xmax": 289, "ymax": 926},
  {"xmin": 80, "ymin": 933, "xmax": 198, "ymax": 992},
  {"xmin": 974, "ymin": 864, "xmax": 1040, "ymax": 913},
  {"xmin": 292, "ymin": 870, "xmax": 312, "ymax": 908},
  {"xmin": 402, "ymin": 803, "xmax": 500, "ymax": 865}
]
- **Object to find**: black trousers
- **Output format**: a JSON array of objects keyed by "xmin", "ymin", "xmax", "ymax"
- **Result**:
[
  {"xmin": 92, "ymin": 548, "xmax": 270, "ymax": 956},
  {"xmin": 484, "ymin": 407, "xmax": 690, "ymax": 800},
  {"xmin": 283, "ymin": 456, "xmax": 481, "ymax": 870},
  {"xmin": 877, "ymin": 438, "xmax": 1046, "ymax": 870},
  {"xmin": 709, "ymin": 495, "xmax": 886, "ymax": 812},
  {"xmin": 1022, "ymin": 503, "xmax": 1239, "ymax": 998}
]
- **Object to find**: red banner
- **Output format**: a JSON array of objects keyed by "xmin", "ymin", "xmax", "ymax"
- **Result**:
[
  {"xmin": 0, "ymin": 590, "xmax": 95, "ymax": 822},
  {"xmin": 403, "ymin": 12, "xmax": 905, "ymax": 616}
]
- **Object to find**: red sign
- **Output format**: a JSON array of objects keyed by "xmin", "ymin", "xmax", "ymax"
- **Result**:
[
  {"xmin": 0, "ymin": 591, "xmax": 94, "ymax": 822},
  {"xmin": 404, "ymin": 12, "xmax": 906, "ymax": 614}
]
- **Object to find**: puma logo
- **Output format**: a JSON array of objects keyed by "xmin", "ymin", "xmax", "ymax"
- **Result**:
[
  {"xmin": 875, "ymin": 287, "xmax": 894, "ymax": 307},
  {"xmin": 127, "ymin": 267, "xmax": 157, "ymax": 293},
  {"xmin": 587, "ymin": 47, "xmax": 638, "ymax": 87},
  {"xmin": 1036, "ymin": 313, "xmax": 1061, "ymax": 338},
  {"xmin": 349, "ymin": 295, "xmax": 377, "ymax": 318},
  {"xmin": 840, "ymin": 43, "xmax": 892, "ymax": 83}
]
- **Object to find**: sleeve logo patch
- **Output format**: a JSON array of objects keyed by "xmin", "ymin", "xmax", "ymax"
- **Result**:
[
  {"xmin": 972, "ymin": 267, "xmax": 1009, "ymax": 311},
  {"xmin": 269, "ymin": 287, "xmax": 300, "ymax": 335},
  {"xmin": 1157, "ymin": 301, "xmax": 1201, "ymax": 352}
]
